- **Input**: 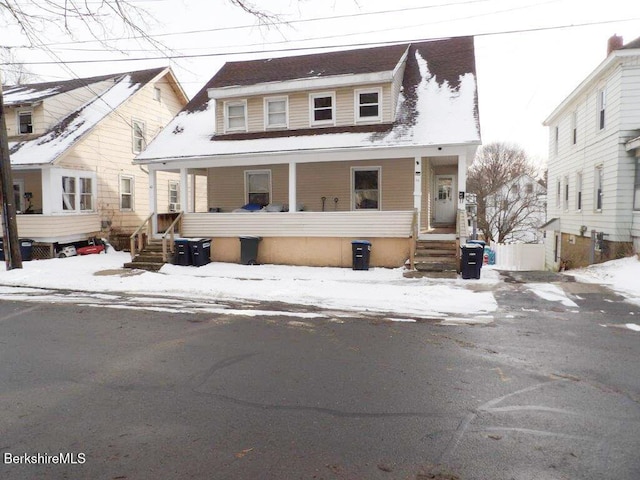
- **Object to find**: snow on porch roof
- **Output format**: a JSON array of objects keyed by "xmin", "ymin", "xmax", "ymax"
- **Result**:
[
  {"xmin": 8, "ymin": 67, "xmax": 168, "ymax": 167},
  {"xmin": 136, "ymin": 37, "xmax": 481, "ymax": 164}
]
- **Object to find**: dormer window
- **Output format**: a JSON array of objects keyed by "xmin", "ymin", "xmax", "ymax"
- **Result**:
[
  {"xmin": 355, "ymin": 88, "xmax": 382, "ymax": 122},
  {"xmin": 18, "ymin": 111, "xmax": 33, "ymax": 134},
  {"xmin": 265, "ymin": 97, "xmax": 288, "ymax": 129},
  {"xmin": 225, "ymin": 100, "xmax": 247, "ymax": 132},
  {"xmin": 310, "ymin": 92, "xmax": 335, "ymax": 126}
]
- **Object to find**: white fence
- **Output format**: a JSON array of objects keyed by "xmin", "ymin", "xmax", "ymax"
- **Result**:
[{"xmin": 493, "ymin": 243, "xmax": 545, "ymax": 271}]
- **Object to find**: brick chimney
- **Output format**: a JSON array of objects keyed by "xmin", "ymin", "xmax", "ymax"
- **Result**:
[{"xmin": 607, "ymin": 35, "xmax": 623, "ymax": 56}]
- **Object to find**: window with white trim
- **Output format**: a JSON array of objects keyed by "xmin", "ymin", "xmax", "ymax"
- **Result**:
[
  {"xmin": 597, "ymin": 88, "xmax": 606, "ymax": 130},
  {"xmin": 18, "ymin": 111, "xmax": 33, "ymax": 134},
  {"xmin": 563, "ymin": 176, "xmax": 569, "ymax": 211},
  {"xmin": 555, "ymin": 178, "xmax": 561, "ymax": 208},
  {"xmin": 576, "ymin": 172, "xmax": 583, "ymax": 211},
  {"xmin": 154, "ymin": 86, "xmax": 161, "ymax": 102},
  {"xmin": 120, "ymin": 175, "xmax": 134, "ymax": 211},
  {"xmin": 310, "ymin": 92, "xmax": 335, "ymax": 125},
  {"xmin": 355, "ymin": 88, "xmax": 382, "ymax": 122},
  {"xmin": 352, "ymin": 167, "xmax": 381, "ymax": 210},
  {"xmin": 265, "ymin": 97, "xmax": 287, "ymax": 129},
  {"xmin": 571, "ymin": 111, "xmax": 577, "ymax": 145},
  {"xmin": 633, "ymin": 158, "xmax": 640, "ymax": 210},
  {"xmin": 245, "ymin": 170, "xmax": 271, "ymax": 207},
  {"xmin": 553, "ymin": 126, "xmax": 559, "ymax": 155},
  {"xmin": 80, "ymin": 178, "xmax": 93, "ymax": 211},
  {"xmin": 62, "ymin": 176, "xmax": 76, "ymax": 211},
  {"xmin": 225, "ymin": 101, "xmax": 247, "ymax": 132},
  {"xmin": 594, "ymin": 166, "xmax": 603, "ymax": 211},
  {"xmin": 132, "ymin": 119, "xmax": 146, "ymax": 153}
]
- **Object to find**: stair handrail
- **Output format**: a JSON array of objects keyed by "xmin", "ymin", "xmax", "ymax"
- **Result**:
[
  {"xmin": 161, "ymin": 211, "xmax": 184, "ymax": 262},
  {"xmin": 129, "ymin": 212, "xmax": 154, "ymax": 260},
  {"xmin": 409, "ymin": 208, "xmax": 418, "ymax": 270}
]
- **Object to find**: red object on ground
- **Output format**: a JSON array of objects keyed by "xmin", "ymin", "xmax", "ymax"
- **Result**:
[{"xmin": 77, "ymin": 245, "xmax": 105, "ymax": 255}]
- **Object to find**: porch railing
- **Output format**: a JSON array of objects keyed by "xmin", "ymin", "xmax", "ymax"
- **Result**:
[
  {"xmin": 161, "ymin": 211, "xmax": 184, "ymax": 262},
  {"xmin": 129, "ymin": 212, "xmax": 154, "ymax": 260}
]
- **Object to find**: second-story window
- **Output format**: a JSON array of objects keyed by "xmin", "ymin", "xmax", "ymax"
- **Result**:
[
  {"xmin": 18, "ymin": 111, "xmax": 33, "ymax": 134},
  {"xmin": 265, "ymin": 97, "xmax": 287, "ymax": 129},
  {"xmin": 310, "ymin": 92, "xmax": 335, "ymax": 126},
  {"xmin": 563, "ymin": 176, "xmax": 569, "ymax": 211},
  {"xmin": 225, "ymin": 101, "xmax": 247, "ymax": 132},
  {"xmin": 576, "ymin": 172, "xmax": 583, "ymax": 211},
  {"xmin": 571, "ymin": 111, "xmax": 577, "ymax": 145},
  {"xmin": 594, "ymin": 166, "xmax": 603, "ymax": 211},
  {"xmin": 355, "ymin": 88, "xmax": 381, "ymax": 122},
  {"xmin": 597, "ymin": 88, "xmax": 606, "ymax": 130},
  {"xmin": 132, "ymin": 120, "xmax": 146, "ymax": 153}
]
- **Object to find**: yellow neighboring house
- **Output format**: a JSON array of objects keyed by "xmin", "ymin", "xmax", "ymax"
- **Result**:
[{"xmin": 4, "ymin": 67, "xmax": 189, "ymax": 255}]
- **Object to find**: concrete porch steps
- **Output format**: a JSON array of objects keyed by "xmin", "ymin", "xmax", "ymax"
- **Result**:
[
  {"xmin": 123, "ymin": 240, "xmax": 167, "ymax": 272},
  {"xmin": 404, "ymin": 238, "xmax": 459, "ymax": 279}
]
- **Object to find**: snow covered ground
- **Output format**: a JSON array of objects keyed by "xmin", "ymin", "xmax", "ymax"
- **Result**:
[
  {"xmin": 1, "ymin": 251, "xmax": 639, "ymax": 324},
  {"xmin": 0, "ymin": 250, "xmax": 500, "ymax": 322}
]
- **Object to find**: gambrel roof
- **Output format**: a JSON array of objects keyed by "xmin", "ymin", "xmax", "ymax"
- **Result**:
[
  {"xmin": 7, "ymin": 67, "xmax": 186, "ymax": 166},
  {"xmin": 137, "ymin": 37, "xmax": 481, "ymax": 164}
]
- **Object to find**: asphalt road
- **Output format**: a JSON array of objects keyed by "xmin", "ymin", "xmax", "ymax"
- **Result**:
[{"xmin": 0, "ymin": 275, "xmax": 639, "ymax": 480}]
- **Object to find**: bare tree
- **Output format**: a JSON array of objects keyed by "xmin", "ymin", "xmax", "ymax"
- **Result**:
[
  {"xmin": 467, "ymin": 142, "xmax": 544, "ymax": 244},
  {"xmin": 0, "ymin": 49, "xmax": 39, "ymax": 86},
  {"xmin": 0, "ymin": 0, "xmax": 278, "ymax": 269}
]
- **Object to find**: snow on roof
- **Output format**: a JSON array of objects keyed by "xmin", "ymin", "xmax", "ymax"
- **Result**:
[
  {"xmin": 8, "ymin": 67, "xmax": 167, "ymax": 166},
  {"xmin": 137, "ymin": 38, "xmax": 481, "ymax": 164}
]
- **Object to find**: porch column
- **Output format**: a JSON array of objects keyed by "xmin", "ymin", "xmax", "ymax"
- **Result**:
[
  {"xmin": 413, "ymin": 156, "xmax": 422, "ymax": 227},
  {"xmin": 149, "ymin": 168, "xmax": 158, "ymax": 235},
  {"xmin": 288, "ymin": 161, "xmax": 297, "ymax": 213},
  {"xmin": 180, "ymin": 168, "xmax": 188, "ymax": 213},
  {"xmin": 457, "ymin": 153, "xmax": 467, "ymax": 209}
]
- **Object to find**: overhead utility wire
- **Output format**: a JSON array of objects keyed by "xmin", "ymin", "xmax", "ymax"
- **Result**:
[
  {"xmin": 6, "ymin": 16, "xmax": 639, "ymax": 67},
  {"xmin": 20, "ymin": 0, "xmax": 495, "ymax": 48}
]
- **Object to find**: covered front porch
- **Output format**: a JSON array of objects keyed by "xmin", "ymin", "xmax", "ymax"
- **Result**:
[{"xmin": 144, "ymin": 145, "xmax": 474, "ymax": 268}]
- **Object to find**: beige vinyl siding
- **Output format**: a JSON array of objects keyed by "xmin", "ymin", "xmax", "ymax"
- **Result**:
[
  {"xmin": 215, "ymin": 83, "xmax": 394, "ymax": 133},
  {"xmin": 55, "ymin": 72, "xmax": 186, "ymax": 233},
  {"xmin": 207, "ymin": 159, "xmax": 413, "ymax": 212},
  {"xmin": 13, "ymin": 213, "xmax": 101, "ymax": 239},
  {"xmin": 208, "ymin": 164, "xmax": 289, "ymax": 211}
]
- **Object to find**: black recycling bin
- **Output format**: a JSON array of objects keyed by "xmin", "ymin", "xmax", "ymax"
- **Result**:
[
  {"xmin": 239, "ymin": 236, "xmax": 261, "ymax": 265},
  {"xmin": 351, "ymin": 240, "xmax": 372, "ymax": 270},
  {"xmin": 460, "ymin": 243, "xmax": 483, "ymax": 279},
  {"xmin": 0, "ymin": 238, "xmax": 34, "ymax": 261},
  {"xmin": 173, "ymin": 238, "xmax": 192, "ymax": 266},
  {"xmin": 189, "ymin": 238, "xmax": 211, "ymax": 267}
]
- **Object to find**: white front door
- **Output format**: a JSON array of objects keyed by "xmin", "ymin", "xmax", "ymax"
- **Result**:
[{"xmin": 434, "ymin": 175, "xmax": 456, "ymax": 224}]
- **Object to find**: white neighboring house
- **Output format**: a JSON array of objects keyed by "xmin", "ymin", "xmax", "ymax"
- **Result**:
[
  {"xmin": 543, "ymin": 34, "xmax": 640, "ymax": 270},
  {"xmin": 484, "ymin": 174, "xmax": 547, "ymax": 244}
]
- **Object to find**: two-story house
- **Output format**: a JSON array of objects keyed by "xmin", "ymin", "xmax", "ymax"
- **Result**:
[
  {"xmin": 135, "ymin": 38, "xmax": 481, "ymax": 268},
  {"xmin": 543, "ymin": 35, "xmax": 640, "ymax": 270},
  {"xmin": 4, "ymin": 67, "xmax": 190, "ymax": 256}
]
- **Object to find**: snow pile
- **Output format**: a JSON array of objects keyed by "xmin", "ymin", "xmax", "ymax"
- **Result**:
[{"xmin": 568, "ymin": 255, "xmax": 640, "ymax": 305}]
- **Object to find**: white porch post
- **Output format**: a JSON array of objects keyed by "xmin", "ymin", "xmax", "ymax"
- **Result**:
[
  {"xmin": 457, "ymin": 153, "xmax": 467, "ymax": 209},
  {"xmin": 180, "ymin": 168, "xmax": 188, "ymax": 212},
  {"xmin": 288, "ymin": 161, "xmax": 297, "ymax": 213},
  {"xmin": 41, "ymin": 168, "xmax": 53, "ymax": 215},
  {"xmin": 149, "ymin": 168, "xmax": 158, "ymax": 235},
  {"xmin": 413, "ymin": 156, "xmax": 422, "ymax": 228},
  {"xmin": 190, "ymin": 173, "xmax": 196, "ymax": 212}
]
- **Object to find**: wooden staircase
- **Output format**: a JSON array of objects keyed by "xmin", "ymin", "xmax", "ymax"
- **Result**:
[
  {"xmin": 404, "ymin": 238, "xmax": 459, "ymax": 278},
  {"xmin": 123, "ymin": 239, "xmax": 167, "ymax": 272}
]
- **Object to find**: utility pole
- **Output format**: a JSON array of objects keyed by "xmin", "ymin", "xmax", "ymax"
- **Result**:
[{"xmin": 0, "ymin": 81, "xmax": 23, "ymax": 270}]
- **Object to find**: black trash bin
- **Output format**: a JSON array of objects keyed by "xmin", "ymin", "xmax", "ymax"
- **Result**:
[
  {"xmin": 239, "ymin": 236, "xmax": 261, "ymax": 265},
  {"xmin": 173, "ymin": 238, "xmax": 192, "ymax": 266},
  {"xmin": 460, "ymin": 243, "xmax": 483, "ymax": 279},
  {"xmin": 351, "ymin": 240, "xmax": 372, "ymax": 270},
  {"xmin": 0, "ymin": 238, "xmax": 34, "ymax": 261},
  {"xmin": 189, "ymin": 238, "xmax": 211, "ymax": 267}
]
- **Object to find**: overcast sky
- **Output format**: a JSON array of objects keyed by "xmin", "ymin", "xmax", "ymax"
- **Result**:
[{"xmin": 4, "ymin": 0, "xmax": 640, "ymax": 166}]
